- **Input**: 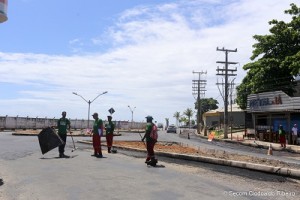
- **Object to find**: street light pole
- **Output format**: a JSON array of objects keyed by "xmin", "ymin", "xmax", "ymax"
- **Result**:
[
  {"xmin": 128, "ymin": 105, "xmax": 136, "ymax": 129},
  {"xmin": 73, "ymin": 91, "xmax": 108, "ymax": 129},
  {"xmin": 128, "ymin": 105, "xmax": 136, "ymax": 122}
]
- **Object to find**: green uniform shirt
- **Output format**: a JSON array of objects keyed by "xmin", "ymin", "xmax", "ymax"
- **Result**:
[
  {"xmin": 105, "ymin": 121, "xmax": 115, "ymax": 135},
  {"xmin": 93, "ymin": 118, "xmax": 103, "ymax": 135},
  {"xmin": 145, "ymin": 123, "xmax": 153, "ymax": 142},
  {"xmin": 57, "ymin": 118, "xmax": 70, "ymax": 134},
  {"xmin": 279, "ymin": 129, "xmax": 286, "ymax": 136}
]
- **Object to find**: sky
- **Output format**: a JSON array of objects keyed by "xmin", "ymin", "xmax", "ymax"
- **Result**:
[{"xmin": 0, "ymin": 0, "xmax": 294, "ymax": 125}]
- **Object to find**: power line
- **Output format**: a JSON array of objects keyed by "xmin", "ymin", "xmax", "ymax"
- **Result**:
[
  {"xmin": 216, "ymin": 47, "xmax": 238, "ymax": 139},
  {"xmin": 192, "ymin": 70, "xmax": 207, "ymax": 135}
]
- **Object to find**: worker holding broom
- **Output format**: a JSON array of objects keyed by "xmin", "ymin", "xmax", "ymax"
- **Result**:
[{"xmin": 141, "ymin": 115, "xmax": 158, "ymax": 166}]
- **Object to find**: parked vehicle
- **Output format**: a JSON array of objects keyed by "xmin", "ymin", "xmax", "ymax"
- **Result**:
[
  {"xmin": 167, "ymin": 125, "xmax": 177, "ymax": 133},
  {"xmin": 157, "ymin": 123, "xmax": 163, "ymax": 129}
]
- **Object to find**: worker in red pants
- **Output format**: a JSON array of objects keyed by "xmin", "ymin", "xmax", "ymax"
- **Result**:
[
  {"xmin": 105, "ymin": 116, "xmax": 115, "ymax": 153},
  {"xmin": 91, "ymin": 112, "xmax": 104, "ymax": 158},
  {"xmin": 142, "ymin": 115, "xmax": 158, "ymax": 166}
]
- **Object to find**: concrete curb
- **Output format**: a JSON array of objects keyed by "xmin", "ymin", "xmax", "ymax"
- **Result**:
[
  {"xmin": 195, "ymin": 134, "xmax": 300, "ymax": 154},
  {"xmin": 78, "ymin": 140, "xmax": 300, "ymax": 179}
]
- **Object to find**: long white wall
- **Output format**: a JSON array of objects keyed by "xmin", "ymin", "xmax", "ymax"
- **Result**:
[{"xmin": 0, "ymin": 116, "xmax": 145, "ymax": 130}]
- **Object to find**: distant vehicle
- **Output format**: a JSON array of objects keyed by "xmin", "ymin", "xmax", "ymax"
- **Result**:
[
  {"xmin": 166, "ymin": 125, "xmax": 177, "ymax": 133},
  {"xmin": 157, "ymin": 123, "xmax": 163, "ymax": 129}
]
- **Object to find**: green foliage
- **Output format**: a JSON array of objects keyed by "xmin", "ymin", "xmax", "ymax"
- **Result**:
[
  {"xmin": 194, "ymin": 98, "xmax": 219, "ymax": 112},
  {"xmin": 183, "ymin": 108, "xmax": 194, "ymax": 125},
  {"xmin": 237, "ymin": 3, "xmax": 300, "ymax": 109},
  {"xmin": 173, "ymin": 111, "xmax": 180, "ymax": 127}
]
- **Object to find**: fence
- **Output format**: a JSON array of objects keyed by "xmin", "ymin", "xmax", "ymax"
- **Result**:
[{"xmin": 0, "ymin": 116, "xmax": 146, "ymax": 130}]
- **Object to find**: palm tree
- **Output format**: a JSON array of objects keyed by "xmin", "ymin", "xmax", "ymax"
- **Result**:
[
  {"xmin": 165, "ymin": 118, "xmax": 169, "ymax": 129},
  {"xmin": 179, "ymin": 116, "xmax": 187, "ymax": 126},
  {"xmin": 173, "ymin": 112, "xmax": 180, "ymax": 127},
  {"xmin": 183, "ymin": 108, "xmax": 194, "ymax": 128}
]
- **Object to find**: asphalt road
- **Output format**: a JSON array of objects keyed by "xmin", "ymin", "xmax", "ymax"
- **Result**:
[{"xmin": 0, "ymin": 131, "xmax": 299, "ymax": 200}]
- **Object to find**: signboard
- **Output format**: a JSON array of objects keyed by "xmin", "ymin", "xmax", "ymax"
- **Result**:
[
  {"xmin": 247, "ymin": 91, "xmax": 300, "ymax": 112},
  {"xmin": 108, "ymin": 108, "xmax": 115, "ymax": 115}
]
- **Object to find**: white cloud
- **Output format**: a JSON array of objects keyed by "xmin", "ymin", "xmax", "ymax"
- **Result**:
[{"xmin": 0, "ymin": 0, "xmax": 295, "ymax": 124}]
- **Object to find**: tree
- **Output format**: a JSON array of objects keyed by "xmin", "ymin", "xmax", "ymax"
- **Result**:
[
  {"xmin": 173, "ymin": 111, "xmax": 180, "ymax": 127},
  {"xmin": 236, "ymin": 3, "xmax": 300, "ymax": 109},
  {"xmin": 183, "ymin": 108, "xmax": 194, "ymax": 127},
  {"xmin": 179, "ymin": 116, "xmax": 187, "ymax": 126},
  {"xmin": 194, "ymin": 98, "xmax": 219, "ymax": 115}
]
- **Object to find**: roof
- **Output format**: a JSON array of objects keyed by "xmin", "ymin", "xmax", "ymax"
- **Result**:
[{"xmin": 203, "ymin": 104, "xmax": 244, "ymax": 117}]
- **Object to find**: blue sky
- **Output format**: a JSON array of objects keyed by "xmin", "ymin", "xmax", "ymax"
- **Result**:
[{"xmin": 0, "ymin": 0, "xmax": 293, "ymax": 124}]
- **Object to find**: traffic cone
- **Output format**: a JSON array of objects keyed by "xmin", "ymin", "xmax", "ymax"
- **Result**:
[{"xmin": 267, "ymin": 144, "xmax": 273, "ymax": 155}]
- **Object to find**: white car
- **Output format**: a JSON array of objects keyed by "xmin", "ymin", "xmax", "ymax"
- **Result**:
[{"xmin": 167, "ymin": 125, "xmax": 177, "ymax": 133}]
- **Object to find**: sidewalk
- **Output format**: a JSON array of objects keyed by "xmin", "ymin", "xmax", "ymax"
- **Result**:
[{"xmin": 194, "ymin": 130, "xmax": 300, "ymax": 154}]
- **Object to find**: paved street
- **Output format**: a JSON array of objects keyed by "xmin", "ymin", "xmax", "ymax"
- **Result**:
[{"xmin": 0, "ymin": 131, "xmax": 300, "ymax": 200}]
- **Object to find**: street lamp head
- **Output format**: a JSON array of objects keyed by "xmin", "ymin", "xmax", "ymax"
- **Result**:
[
  {"xmin": 103, "ymin": 91, "xmax": 108, "ymax": 94},
  {"xmin": 72, "ymin": 92, "xmax": 78, "ymax": 95}
]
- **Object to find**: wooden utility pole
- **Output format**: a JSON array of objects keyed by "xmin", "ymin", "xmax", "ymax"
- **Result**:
[
  {"xmin": 216, "ymin": 47, "xmax": 237, "ymax": 139},
  {"xmin": 192, "ymin": 71, "xmax": 207, "ymax": 135}
]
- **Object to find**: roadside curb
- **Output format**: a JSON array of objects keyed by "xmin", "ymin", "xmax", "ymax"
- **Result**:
[
  {"xmin": 195, "ymin": 134, "xmax": 300, "ymax": 154},
  {"xmin": 78, "ymin": 140, "xmax": 300, "ymax": 179}
]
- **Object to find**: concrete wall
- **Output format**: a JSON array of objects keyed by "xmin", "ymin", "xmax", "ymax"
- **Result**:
[{"xmin": 0, "ymin": 116, "xmax": 146, "ymax": 130}]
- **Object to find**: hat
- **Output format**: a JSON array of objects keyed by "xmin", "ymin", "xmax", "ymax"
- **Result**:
[
  {"xmin": 107, "ymin": 116, "xmax": 112, "ymax": 119},
  {"xmin": 92, "ymin": 112, "xmax": 98, "ymax": 116},
  {"xmin": 145, "ymin": 115, "xmax": 153, "ymax": 120}
]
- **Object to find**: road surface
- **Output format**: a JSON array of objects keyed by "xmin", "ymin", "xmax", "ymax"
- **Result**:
[{"xmin": 0, "ymin": 131, "xmax": 299, "ymax": 200}]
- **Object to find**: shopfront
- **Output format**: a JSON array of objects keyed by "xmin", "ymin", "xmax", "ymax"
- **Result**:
[{"xmin": 247, "ymin": 91, "xmax": 300, "ymax": 143}]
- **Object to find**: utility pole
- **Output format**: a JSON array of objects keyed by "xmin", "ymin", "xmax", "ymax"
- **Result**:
[
  {"xmin": 216, "ymin": 47, "xmax": 237, "ymax": 139},
  {"xmin": 192, "ymin": 71, "xmax": 207, "ymax": 135}
]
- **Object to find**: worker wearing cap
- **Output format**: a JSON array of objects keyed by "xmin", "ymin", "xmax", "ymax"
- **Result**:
[
  {"xmin": 91, "ymin": 112, "xmax": 103, "ymax": 158},
  {"xmin": 142, "ymin": 115, "xmax": 158, "ymax": 165},
  {"xmin": 105, "ymin": 116, "xmax": 115, "ymax": 153},
  {"xmin": 57, "ymin": 111, "xmax": 71, "ymax": 158}
]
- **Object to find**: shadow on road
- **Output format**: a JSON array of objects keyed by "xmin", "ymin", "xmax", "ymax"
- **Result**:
[{"xmin": 40, "ymin": 155, "xmax": 79, "ymax": 159}]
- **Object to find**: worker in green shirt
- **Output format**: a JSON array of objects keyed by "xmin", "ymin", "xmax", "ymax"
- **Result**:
[
  {"xmin": 91, "ymin": 112, "xmax": 104, "ymax": 158},
  {"xmin": 105, "ymin": 116, "xmax": 115, "ymax": 153},
  {"xmin": 142, "ymin": 115, "xmax": 158, "ymax": 166},
  {"xmin": 57, "ymin": 111, "xmax": 71, "ymax": 158}
]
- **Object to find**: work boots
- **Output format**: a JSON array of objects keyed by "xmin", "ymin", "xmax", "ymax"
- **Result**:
[
  {"xmin": 146, "ymin": 158, "xmax": 157, "ymax": 167},
  {"xmin": 97, "ymin": 153, "xmax": 103, "ymax": 158},
  {"xmin": 59, "ymin": 153, "xmax": 69, "ymax": 158}
]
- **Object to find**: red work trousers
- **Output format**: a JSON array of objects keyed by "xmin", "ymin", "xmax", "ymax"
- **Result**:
[
  {"xmin": 92, "ymin": 134, "xmax": 102, "ymax": 155},
  {"xmin": 106, "ymin": 134, "xmax": 113, "ymax": 148},
  {"xmin": 146, "ymin": 140, "xmax": 156, "ymax": 161}
]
